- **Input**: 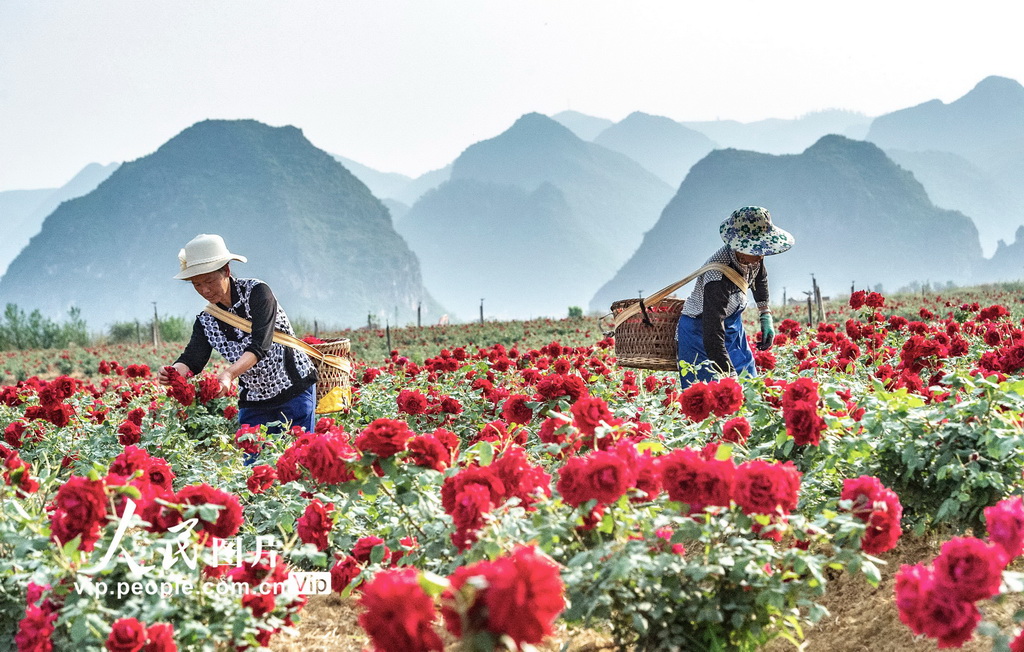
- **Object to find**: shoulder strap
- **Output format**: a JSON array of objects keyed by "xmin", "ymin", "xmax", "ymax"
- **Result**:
[
  {"xmin": 612, "ymin": 263, "xmax": 749, "ymax": 329},
  {"xmin": 203, "ymin": 304, "xmax": 352, "ymax": 373}
]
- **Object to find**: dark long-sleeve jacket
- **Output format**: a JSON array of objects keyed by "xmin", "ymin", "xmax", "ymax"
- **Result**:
[{"xmin": 681, "ymin": 247, "xmax": 770, "ymax": 373}]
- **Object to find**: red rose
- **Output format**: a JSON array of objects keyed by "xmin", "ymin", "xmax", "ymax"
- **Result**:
[
  {"xmin": 449, "ymin": 484, "xmax": 493, "ymax": 550},
  {"xmin": 174, "ymin": 484, "xmax": 243, "ymax": 541},
  {"xmin": 578, "ymin": 450, "xmax": 635, "ymax": 505},
  {"xmin": 733, "ymin": 460, "xmax": 801, "ymax": 516},
  {"xmin": 356, "ymin": 418, "xmax": 414, "ymax": 458},
  {"xmin": 117, "ymin": 421, "xmax": 142, "ymax": 446},
  {"xmin": 50, "ymin": 476, "xmax": 108, "ymax": 551},
  {"xmin": 296, "ymin": 499, "xmax": 334, "ymax": 551},
  {"xmin": 677, "ymin": 383, "xmax": 713, "ymax": 421},
  {"xmin": 781, "ymin": 377, "xmax": 819, "ymax": 407},
  {"xmin": 197, "ymin": 375, "xmax": 220, "ymax": 404},
  {"xmin": 241, "ymin": 591, "xmax": 277, "ymax": 618},
  {"xmin": 407, "ymin": 434, "xmax": 451, "ymax": 472},
  {"xmin": 913, "ymin": 582, "xmax": 980, "ymax": 647},
  {"xmin": 15, "ymin": 604, "xmax": 56, "ymax": 652},
  {"xmin": 721, "ymin": 417, "xmax": 751, "ymax": 444},
  {"xmin": 932, "ymin": 537, "xmax": 1008, "ymax": 602},
  {"xmin": 233, "ymin": 425, "xmax": 265, "ymax": 455},
  {"xmin": 501, "ymin": 394, "xmax": 534, "ymax": 425},
  {"xmin": 660, "ymin": 448, "xmax": 734, "ymax": 514},
  {"xmin": 491, "ymin": 446, "xmax": 551, "ymax": 510},
  {"xmin": 534, "ymin": 373, "xmax": 587, "ymax": 404},
  {"xmin": 106, "ymin": 617, "xmax": 147, "ymax": 652},
  {"xmin": 612, "ymin": 442, "xmax": 661, "ymax": 503},
  {"xmin": 440, "ymin": 466, "xmax": 505, "ymax": 514},
  {"xmin": 143, "ymin": 622, "xmax": 176, "ymax": 652},
  {"xmin": 985, "ymin": 497, "xmax": 1024, "ymax": 559},
  {"xmin": 4, "ymin": 420, "xmax": 26, "ymax": 448},
  {"xmin": 396, "ymin": 389, "xmax": 429, "ymax": 415},
  {"xmin": 247, "ymin": 464, "xmax": 276, "ymax": 494},
  {"xmin": 849, "ymin": 290, "xmax": 867, "ymax": 310},
  {"xmin": 330, "ymin": 554, "xmax": 361, "ymax": 593},
  {"xmin": 783, "ymin": 401, "xmax": 825, "ymax": 446},
  {"xmin": 301, "ymin": 433, "xmax": 357, "ymax": 484},
  {"xmin": 352, "ymin": 536, "xmax": 392, "ymax": 564},
  {"xmin": 842, "ymin": 475, "xmax": 903, "ymax": 554},
  {"xmin": 222, "ymin": 405, "xmax": 238, "ymax": 420},
  {"xmin": 443, "ymin": 546, "xmax": 564, "ymax": 646},
  {"xmin": 570, "ymin": 395, "xmax": 620, "ymax": 438},
  {"xmin": 708, "ymin": 377, "xmax": 743, "ymax": 417},
  {"xmin": 358, "ymin": 568, "xmax": 444, "ymax": 652}
]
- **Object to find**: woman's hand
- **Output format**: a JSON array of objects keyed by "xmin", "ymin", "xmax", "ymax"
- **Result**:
[
  {"xmin": 758, "ymin": 313, "xmax": 775, "ymax": 351},
  {"xmin": 158, "ymin": 363, "xmax": 191, "ymax": 385},
  {"xmin": 216, "ymin": 370, "xmax": 235, "ymax": 398}
]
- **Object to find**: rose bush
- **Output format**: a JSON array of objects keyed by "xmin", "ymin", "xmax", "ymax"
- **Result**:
[{"xmin": 3, "ymin": 286, "xmax": 1024, "ymax": 649}]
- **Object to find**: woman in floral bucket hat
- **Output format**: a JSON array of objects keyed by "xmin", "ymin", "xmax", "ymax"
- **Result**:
[{"xmin": 677, "ymin": 206, "xmax": 794, "ymax": 387}]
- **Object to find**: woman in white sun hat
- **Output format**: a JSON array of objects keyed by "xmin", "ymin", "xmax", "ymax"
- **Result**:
[
  {"xmin": 676, "ymin": 206, "xmax": 794, "ymax": 388},
  {"xmin": 158, "ymin": 234, "xmax": 318, "ymax": 446}
]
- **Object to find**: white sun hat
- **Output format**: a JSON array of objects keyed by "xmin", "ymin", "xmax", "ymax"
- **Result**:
[{"xmin": 174, "ymin": 234, "xmax": 248, "ymax": 280}]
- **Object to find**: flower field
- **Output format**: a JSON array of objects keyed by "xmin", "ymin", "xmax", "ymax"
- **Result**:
[{"xmin": 5, "ymin": 284, "xmax": 1024, "ymax": 651}]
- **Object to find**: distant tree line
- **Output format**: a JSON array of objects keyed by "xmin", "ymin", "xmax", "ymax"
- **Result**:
[
  {"xmin": 0, "ymin": 304, "xmax": 89, "ymax": 351},
  {"xmin": 0, "ymin": 303, "xmax": 191, "ymax": 351}
]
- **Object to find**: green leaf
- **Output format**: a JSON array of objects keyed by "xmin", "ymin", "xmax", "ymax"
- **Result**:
[{"xmin": 418, "ymin": 570, "xmax": 450, "ymax": 597}]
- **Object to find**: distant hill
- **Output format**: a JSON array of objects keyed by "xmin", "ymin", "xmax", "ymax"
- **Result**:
[
  {"xmin": 590, "ymin": 135, "xmax": 984, "ymax": 312},
  {"xmin": 885, "ymin": 149, "xmax": 1018, "ymax": 255},
  {"xmin": 550, "ymin": 110, "xmax": 614, "ymax": 141},
  {"xmin": 394, "ymin": 113, "xmax": 673, "ymax": 320},
  {"xmin": 594, "ymin": 112, "xmax": 717, "ymax": 187},
  {"xmin": 0, "ymin": 162, "xmax": 119, "ymax": 277},
  {"xmin": 449, "ymin": 113, "xmax": 673, "ymax": 266},
  {"xmin": 397, "ymin": 179, "xmax": 612, "ymax": 319},
  {"xmin": 331, "ymin": 155, "xmax": 413, "ymax": 201},
  {"xmin": 0, "ymin": 189, "xmax": 52, "ymax": 276},
  {"xmin": 867, "ymin": 76, "xmax": 1024, "ymax": 247},
  {"xmin": 390, "ymin": 165, "xmax": 452, "ymax": 206},
  {"xmin": 867, "ymin": 76, "xmax": 1024, "ymax": 163},
  {"xmin": 681, "ymin": 110, "xmax": 872, "ymax": 155},
  {"xmin": 980, "ymin": 226, "xmax": 1024, "ymax": 282},
  {"xmin": 0, "ymin": 120, "xmax": 439, "ymax": 328}
]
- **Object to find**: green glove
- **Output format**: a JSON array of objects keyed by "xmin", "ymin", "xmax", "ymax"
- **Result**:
[{"xmin": 758, "ymin": 313, "xmax": 775, "ymax": 351}]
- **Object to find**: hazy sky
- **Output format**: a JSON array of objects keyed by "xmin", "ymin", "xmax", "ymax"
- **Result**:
[{"xmin": 1, "ymin": 0, "xmax": 1021, "ymax": 191}]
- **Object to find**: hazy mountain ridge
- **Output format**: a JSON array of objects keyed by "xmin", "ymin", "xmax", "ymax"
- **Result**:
[
  {"xmin": 590, "ymin": 135, "xmax": 986, "ymax": 313},
  {"xmin": 593, "ymin": 112, "xmax": 717, "ymax": 188},
  {"xmin": 397, "ymin": 178, "xmax": 613, "ymax": 319},
  {"xmin": 867, "ymin": 76, "xmax": 1024, "ymax": 250},
  {"xmin": 551, "ymin": 110, "xmax": 614, "ymax": 141},
  {"xmin": 450, "ymin": 112, "xmax": 674, "ymax": 267},
  {"xmin": 392, "ymin": 112, "xmax": 675, "ymax": 320},
  {"xmin": 0, "ymin": 163, "xmax": 119, "ymax": 277},
  {"xmin": 0, "ymin": 120, "xmax": 438, "ymax": 327},
  {"xmin": 4, "ymin": 75, "xmax": 1024, "ymax": 327}
]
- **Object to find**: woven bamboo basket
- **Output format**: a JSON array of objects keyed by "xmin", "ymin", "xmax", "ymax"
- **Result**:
[
  {"xmin": 310, "ymin": 338, "xmax": 353, "ymax": 409},
  {"xmin": 609, "ymin": 297, "xmax": 684, "ymax": 371}
]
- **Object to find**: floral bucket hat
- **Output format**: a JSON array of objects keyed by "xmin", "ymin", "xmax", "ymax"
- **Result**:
[{"xmin": 719, "ymin": 206, "xmax": 794, "ymax": 256}]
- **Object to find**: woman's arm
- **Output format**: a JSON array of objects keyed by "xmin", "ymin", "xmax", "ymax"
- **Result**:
[
  {"xmin": 700, "ymin": 280, "xmax": 735, "ymax": 375},
  {"xmin": 753, "ymin": 262, "xmax": 770, "ymax": 312},
  {"xmin": 163, "ymin": 318, "xmax": 213, "ymax": 380}
]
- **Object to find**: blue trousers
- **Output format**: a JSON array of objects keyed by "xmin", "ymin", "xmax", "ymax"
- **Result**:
[
  {"xmin": 677, "ymin": 312, "xmax": 756, "ymax": 388},
  {"xmin": 238, "ymin": 384, "xmax": 316, "ymax": 464}
]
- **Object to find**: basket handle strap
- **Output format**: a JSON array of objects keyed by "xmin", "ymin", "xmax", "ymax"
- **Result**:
[
  {"xmin": 612, "ymin": 263, "xmax": 749, "ymax": 329},
  {"xmin": 203, "ymin": 304, "xmax": 352, "ymax": 373}
]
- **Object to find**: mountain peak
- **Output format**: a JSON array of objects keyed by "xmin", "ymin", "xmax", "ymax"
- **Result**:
[
  {"xmin": 504, "ymin": 112, "xmax": 581, "ymax": 145},
  {"xmin": 956, "ymin": 75, "xmax": 1024, "ymax": 109}
]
